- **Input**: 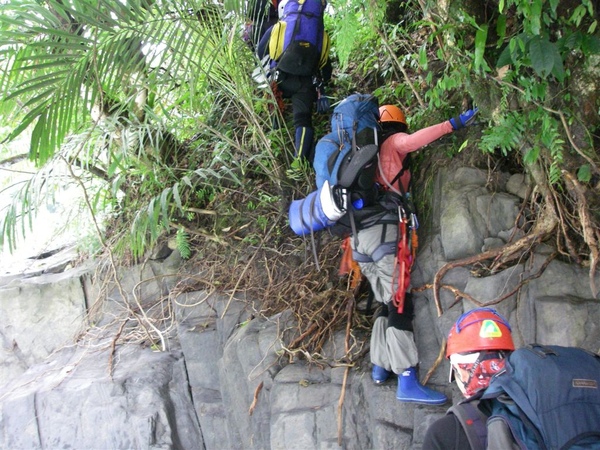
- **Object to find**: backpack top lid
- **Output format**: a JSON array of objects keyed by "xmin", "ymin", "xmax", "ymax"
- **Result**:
[
  {"xmin": 280, "ymin": 0, "xmax": 325, "ymax": 18},
  {"xmin": 330, "ymin": 93, "xmax": 380, "ymax": 136},
  {"xmin": 313, "ymin": 93, "xmax": 380, "ymax": 190}
]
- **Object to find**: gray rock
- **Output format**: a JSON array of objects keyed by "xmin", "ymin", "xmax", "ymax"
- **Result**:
[
  {"xmin": 475, "ymin": 192, "xmax": 519, "ymax": 236},
  {"xmin": 0, "ymin": 345, "xmax": 202, "ymax": 450},
  {"xmin": 482, "ymin": 237, "xmax": 505, "ymax": 251},
  {"xmin": 505, "ymin": 173, "xmax": 531, "ymax": 199},
  {"xmin": 534, "ymin": 295, "xmax": 600, "ymax": 350},
  {"xmin": 440, "ymin": 186, "xmax": 488, "ymax": 259},
  {"xmin": 0, "ymin": 267, "xmax": 89, "ymax": 387},
  {"xmin": 452, "ymin": 167, "xmax": 488, "ymax": 187}
]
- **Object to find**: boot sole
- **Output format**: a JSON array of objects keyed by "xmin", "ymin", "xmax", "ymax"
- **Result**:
[{"xmin": 396, "ymin": 396, "xmax": 447, "ymax": 405}]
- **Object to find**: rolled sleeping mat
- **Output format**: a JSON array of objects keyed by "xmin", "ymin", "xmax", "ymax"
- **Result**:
[{"xmin": 289, "ymin": 180, "xmax": 347, "ymax": 236}]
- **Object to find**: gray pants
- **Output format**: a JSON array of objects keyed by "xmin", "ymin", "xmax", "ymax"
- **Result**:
[{"xmin": 353, "ymin": 223, "xmax": 419, "ymax": 374}]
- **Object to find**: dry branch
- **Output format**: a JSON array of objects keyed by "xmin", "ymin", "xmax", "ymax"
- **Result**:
[{"xmin": 248, "ymin": 381, "xmax": 263, "ymax": 416}]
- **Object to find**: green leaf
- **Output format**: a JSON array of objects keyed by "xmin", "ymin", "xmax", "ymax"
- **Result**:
[
  {"xmin": 496, "ymin": 44, "xmax": 513, "ymax": 67},
  {"xmin": 551, "ymin": 50, "xmax": 565, "ymax": 82},
  {"xmin": 523, "ymin": 146, "xmax": 540, "ymax": 165},
  {"xmin": 581, "ymin": 34, "xmax": 600, "ymax": 54},
  {"xmin": 577, "ymin": 165, "xmax": 592, "ymax": 183},
  {"xmin": 175, "ymin": 228, "xmax": 191, "ymax": 259},
  {"xmin": 496, "ymin": 15, "xmax": 506, "ymax": 47},
  {"xmin": 528, "ymin": 36, "xmax": 556, "ymax": 77},
  {"xmin": 474, "ymin": 26, "xmax": 488, "ymax": 73},
  {"xmin": 529, "ymin": 0, "xmax": 542, "ymax": 34},
  {"xmin": 419, "ymin": 45, "xmax": 427, "ymax": 70}
]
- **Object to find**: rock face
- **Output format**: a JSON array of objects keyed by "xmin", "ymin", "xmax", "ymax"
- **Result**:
[{"xmin": 1, "ymin": 167, "xmax": 599, "ymax": 449}]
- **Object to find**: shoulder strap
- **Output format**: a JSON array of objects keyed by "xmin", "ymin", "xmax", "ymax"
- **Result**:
[
  {"xmin": 388, "ymin": 153, "xmax": 411, "ymax": 193},
  {"xmin": 448, "ymin": 402, "xmax": 489, "ymax": 450}
]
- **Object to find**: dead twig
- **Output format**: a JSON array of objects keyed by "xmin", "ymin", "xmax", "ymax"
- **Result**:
[
  {"xmin": 108, "ymin": 318, "xmax": 129, "ymax": 379},
  {"xmin": 337, "ymin": 295, "xmax": 354, "ymax": 446},
  {"xmin": 422, "ymin": 338, "xmax": 446, "ymax": 386},
  {"xmin": 248, "ymin": 381, "xmax": 263, "ymax": 416}
]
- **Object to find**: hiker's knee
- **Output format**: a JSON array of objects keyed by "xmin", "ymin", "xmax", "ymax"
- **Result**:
[
  {"xmin": 293, "ymin": 111, "xmax": 312, "ymax": 129},
  {"xmin": 388, "ymin": 294, "xmax": 414, "ymax": 332}
]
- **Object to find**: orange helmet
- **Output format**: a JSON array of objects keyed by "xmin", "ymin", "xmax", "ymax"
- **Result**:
[
  {"xmin": 379, "ymin": 105, "xmax": 406, "ymax": 125},
  {"xmin": 446, "ymin": 308, "xmax": 515, "ymax": 358}
]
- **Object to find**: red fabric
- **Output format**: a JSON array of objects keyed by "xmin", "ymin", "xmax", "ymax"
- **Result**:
[
  {"xmin": 454, "ymin": 357, "xmax": 506, "ymax": 397},
  {"xmin": 376, "ymin": 121, "xmax": 453, "ymax": 193},
  {"xmin": 393, "ymin": 220, "xmax": 412, "ymax": 313}
]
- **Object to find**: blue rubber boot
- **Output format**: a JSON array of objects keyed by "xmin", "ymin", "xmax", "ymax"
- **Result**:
[
  {"xmin": 371, "ymin": 364, "xmax": 392, "ymax": 384},
  {"xmin": 396, "ymin": 367, "xmax": 447, "ymax": 405}
]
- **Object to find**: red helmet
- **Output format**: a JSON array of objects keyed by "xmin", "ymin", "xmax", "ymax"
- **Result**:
[
  {"xmin": 446, "ymin": 308, "xmax": 515, "ymax": 358},
  {"xmin": 379, "ymin": 105, "xmax": 407, "ymax": 125}
]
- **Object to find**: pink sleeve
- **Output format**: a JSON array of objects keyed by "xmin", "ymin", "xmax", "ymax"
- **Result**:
[{"xmin": 386, "ymin": 121, "xmax": 454, "ymax": 157}]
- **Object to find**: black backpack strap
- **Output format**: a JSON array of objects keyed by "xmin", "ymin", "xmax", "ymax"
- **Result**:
[
  {"xmin": 449, "ymin": 402, "xmax": 489, "ymax": 450},
  {"xmin": 388, "ymin": 163, "xmax": 406, "ymax": 192}
]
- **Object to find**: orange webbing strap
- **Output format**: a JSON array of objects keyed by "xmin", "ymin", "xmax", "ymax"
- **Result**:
[
  {"xmin": 393, "ymin": 217, "xmax": 412, "ymax": 314},
  {"xmin": 411, "ymin": 228, "xmax": 418, "ymax": 258},
  {"xmin": 339, "ymin": 236, "xmax": 362, "ymax": 289}
]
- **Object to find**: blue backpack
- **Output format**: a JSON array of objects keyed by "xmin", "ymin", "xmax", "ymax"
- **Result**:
[
  {"xmin": 480, "ymin": 344, "xmax": 600, "ymax": 449},
  {"xmin": 313, "ymin": 93, "xmax": 381, "ymax": 208},
  {"xmin": 268, "ymin": 0, "xmax": 328, "ymax": 76}
]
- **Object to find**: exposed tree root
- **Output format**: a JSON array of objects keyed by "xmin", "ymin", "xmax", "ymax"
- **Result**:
[
  {"xmin": 431, "ymin": 199, "xmax": 559, "ymax": 316},
  {"xmin": 417, "ymin": 251, "xmax": 557, "ymax": 316},
  {"xmin": 563, "ymin": 171, "xmax": 600, "ymax": 298}
]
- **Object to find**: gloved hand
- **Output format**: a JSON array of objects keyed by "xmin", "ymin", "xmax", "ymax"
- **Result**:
[
  {"xmin": 450, "ymin": 107, "xmax": 479, "ymax": 130},
  {"xmin": 316, "ymin": 86, "xmax": 330, "ymax": 114}
]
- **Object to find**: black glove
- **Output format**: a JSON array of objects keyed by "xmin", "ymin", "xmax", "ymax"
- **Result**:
[
  {"xmin": 316, "ymin": 86, "xmax": 330, "ymax": 114},
  {"xmin": 450, "ymin": 107, "xmax": 479, "ymax": 130}
]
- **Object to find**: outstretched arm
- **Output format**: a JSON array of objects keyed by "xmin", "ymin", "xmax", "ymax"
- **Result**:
[{"xmin": 386, "ymin": 121, "xmax": 454, "ymax": 156}]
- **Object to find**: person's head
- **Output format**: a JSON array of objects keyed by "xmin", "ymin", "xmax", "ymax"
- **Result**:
[
  {"xmin": 446, "ymin": 307, "xmax": 515, "ymax": 398},
  {"xmin": 379, "ymin": 104, "xmax": 408, "ymax": 136}
]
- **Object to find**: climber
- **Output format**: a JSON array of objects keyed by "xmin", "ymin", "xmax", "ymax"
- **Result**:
[
  {"xmin": 255, "ymin": 0, "xmax": 332, "ymax": 162},
  {"xmin": 422, "ymin": 307, "xmax": 515, "ymax": 448},
  {"xmin": 423, "ymin": 306, "xmax": 600, "ymax": 450},
  {"xmin": 358, "ymin": 104, "xmax": 478, "ymax": 405}
]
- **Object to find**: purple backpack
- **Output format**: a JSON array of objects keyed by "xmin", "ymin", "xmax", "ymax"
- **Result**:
[{"xmin": 269, "ymin": 0, "xmax": 326, "ymax": 76}]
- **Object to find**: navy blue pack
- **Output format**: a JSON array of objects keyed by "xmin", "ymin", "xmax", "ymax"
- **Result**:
[
  {"xmin": 482, "ymin": 344, "xmax": 600, "ymax": 449},
  {"xmin": 313, "ymin": 93, "xmax": 381, "ymax": 208}
]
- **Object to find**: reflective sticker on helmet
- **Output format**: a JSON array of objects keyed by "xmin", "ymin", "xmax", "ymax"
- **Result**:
[{"xmin": 479, "ymin": 320, "xmax": 502, "ymax": 338}]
